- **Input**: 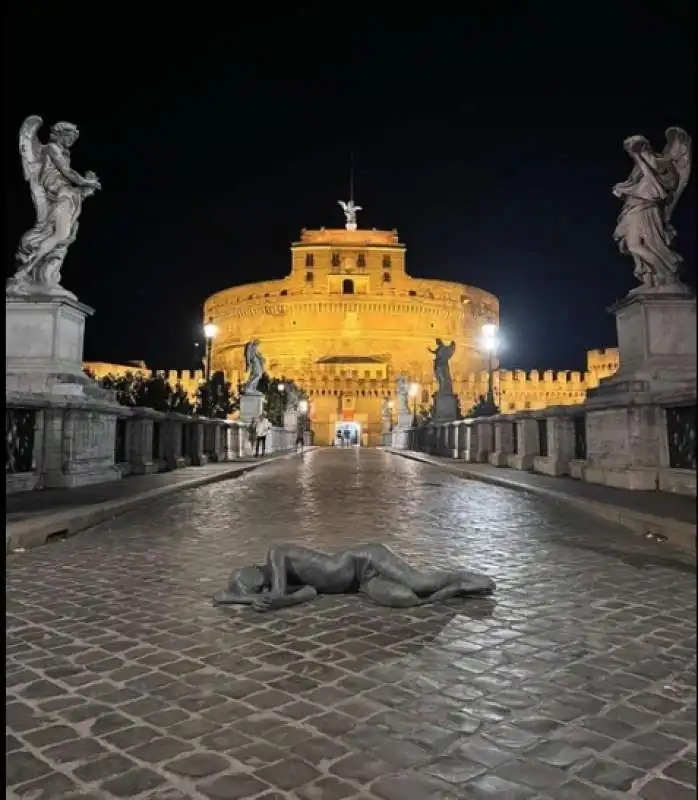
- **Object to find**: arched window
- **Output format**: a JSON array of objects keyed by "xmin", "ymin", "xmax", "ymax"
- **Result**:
[
  {"xmin": 331, "ymin": 253, "xmax": 340, "ymax": 267},
  {"xmin": 408, "ymin": 290, "xmax": 417, "ymax": 297},
  {"xmin": 342, "ymin": 279, "xmax": 354, "ymax": 295},
  {"xmin": 305, "ymin": 253, "xmax": 314, "ymax": 267},
  {"xmin": 383, "ymin": 272, "xmax": 391, "ymax": 282},
  {"xmin": 382, "ymin": 255, "xmax": 392, "ymax": 268},
  {"xmin": 357, "ymin": 253, "xmax": 366, "ymax": 268},
  {"xmin": 305, "ymin": 272, "xmax": 313, "ymax": 283}
]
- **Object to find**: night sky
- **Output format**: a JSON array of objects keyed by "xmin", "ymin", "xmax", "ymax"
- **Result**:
[{"xmin": 4, "ymin": 2, "xmax": 695, "ymax": 374}]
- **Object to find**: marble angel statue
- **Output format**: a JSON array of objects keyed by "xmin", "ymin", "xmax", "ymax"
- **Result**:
[
  {"xmin": 7, "ymin": 116, "xmax": 101, "ymax": 295},
  {"xmin": 428, "ymin": 339, "xmax": 456, "ymax": 395},
  {"xmin": 612, "ymin": 127, "xmax": 692, "ymax": 291},
  {"xmin": 242, "ymin": 339, "xmax": 265, "ymax": 394},
  {"xmin": 395, "ymin": 375, "xmax": 410, "ymax": 415}
]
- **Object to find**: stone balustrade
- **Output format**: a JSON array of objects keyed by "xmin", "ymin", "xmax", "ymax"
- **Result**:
[
  {"xmin": 6, "ymin": 399, "xmax": 295, "ymax": 495},
  {"xmin": 391, "ymin": 403, "xmax": 695, "ymax": 497}
]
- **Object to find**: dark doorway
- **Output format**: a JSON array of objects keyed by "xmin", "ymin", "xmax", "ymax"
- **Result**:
[{"xmin": 342, "ymin": 279, "xmax": 354, "ymax": 294}]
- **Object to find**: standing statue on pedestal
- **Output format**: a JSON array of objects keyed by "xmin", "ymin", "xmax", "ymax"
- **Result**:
[
  {"xmin": 395, "ymin": 375, "xmax": 410, "ymax": 415},
  {"xmin": 242, "ymin": 339, "xmax": 265, "ymax": 394},
  {"xmin": 429, "ymin": 339, "xmax": 456, "ymax": 395},
  {"xmin": 338, "ymin": 199, "xmax": 362, "ymax": 231},
  {"xmin": 612, "ymin": 127, "xmax": 692, "ymax": 292},
  {"xmin": 7, "ymin": 116, "xmax": 101, "ymax": 297}
]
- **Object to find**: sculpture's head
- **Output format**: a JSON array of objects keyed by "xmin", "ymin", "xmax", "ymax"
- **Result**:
[
  {"xmin": 229, "ymin": 566, "xmax": 268, "ymax": 596},
  {"xmin": 51, "ymin": 122, "xmax": 79, "ymax": 147},
  {"xmin": 435, "ymin": 338, "xmax": 444, "ymax": 346}
]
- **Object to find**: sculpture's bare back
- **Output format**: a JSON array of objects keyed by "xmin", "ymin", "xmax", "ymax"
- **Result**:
[{"xmin": 7, "ymin": 116, "xmax": 101, "ymax": 298}]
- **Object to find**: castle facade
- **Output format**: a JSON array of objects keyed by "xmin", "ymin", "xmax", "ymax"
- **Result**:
[{"xmin": 85, "ymin": 221, "xmax": 619, "ymax": 445}]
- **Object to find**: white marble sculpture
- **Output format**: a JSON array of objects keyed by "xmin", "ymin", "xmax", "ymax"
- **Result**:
[
  {"xmin": 612, "ymin": 127, "xmax": 692, "ymax": 292},
  {"xmin": 395, "ymin": 375, "xmax": 410, "ymax": 415},
  {"xmin": 429, "ymin": 339, "xmax": 456, "ymax": 395},
  {"xmin": 338, "ymin": 199, "xmax": 362, "ymax": 231},
  {"xmin": 242, "ymin": 339, "xmax": 265, "ymax": 394},
  {"xmin": 7, "ymin": 116, "xmax": 101, "ymax": 297}
]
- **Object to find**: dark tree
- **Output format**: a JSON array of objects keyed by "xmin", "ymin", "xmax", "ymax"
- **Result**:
[
  {"xmin": 465, "ymin": 394, "xmax": 499, "ymax": 418},
  {"xmin": 198, "ymin": 371, "xmax": 237, "ymax": 419}
]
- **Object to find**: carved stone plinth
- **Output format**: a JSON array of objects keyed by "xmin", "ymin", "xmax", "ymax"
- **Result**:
[
  {"xmin": 431, "ymin": 392, "xmax": 460, "ymax": 423},
  {"xmin": 239, "ymin": 393, "xmax": 264, "ymax": 423},
  {"xmin": 6, "ymin": 293, "xmax": 98, "ymax": 396},
  {"xmin": 583, "ymin": 290, "xmax": 697, "ymax": 491}
]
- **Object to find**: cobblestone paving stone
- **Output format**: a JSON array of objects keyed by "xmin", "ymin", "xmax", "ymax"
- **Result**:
[{"xmin": 6, "ymin": 448, "xmax": 697, "ymax": 799}]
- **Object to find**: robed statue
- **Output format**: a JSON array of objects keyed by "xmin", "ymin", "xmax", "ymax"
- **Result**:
[
  {"xmin": 242, "ymin": 339, "xmax": 265, "ymax": 394},
  {"xmin": 7, "ymin": 116, "xmax": 101, "ymax": 296},
  {"xmin": 395, "ymin": 375, "xmax": 410, "ymax": 415},
  {"xmin": 429, "ymin": 339, "xmax": 455, "ymax": 395},
  {"xmin": 612, "ymin": 127, "xmax": 692, "ymax": 291}
]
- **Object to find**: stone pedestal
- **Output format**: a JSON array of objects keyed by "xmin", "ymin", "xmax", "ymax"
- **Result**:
[
  {"xmin": 284, "ymin": 408, "xmax": 298, "ymax": 432},
  {"xmin": 6, "ymin": 293, "xmax": 96, "ymax": 396},
  {"xmin": 431, "ymin": 392, "xmax": 460, "ymax": 423},
  {"xmin": 397, "ymin": 411, "xmax": 413, "ymax": 430},
  {"xmin": 239, "ymin": 393, "xmax": 264, "ymax": 423},
  {"xmin": 6, "ymin": 291, "xmax": 127, "ymax": 490},
  {"xmin": 584, "ymin": 290, "xmax": 696, "ymax": 491}
]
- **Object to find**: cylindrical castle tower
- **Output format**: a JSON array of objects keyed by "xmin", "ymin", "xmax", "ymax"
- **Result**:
[{"xmin": 203, "ymin": 219, "xmax": 499, "ymax": 445}]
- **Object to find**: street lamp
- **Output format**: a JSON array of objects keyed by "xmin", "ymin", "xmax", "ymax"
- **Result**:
[
  {"xmin": 482, "ymin": 323, "xmax": 499, "ymax": 414},
  {"xmin": 203, "ymin": 319, "xmax": 218, "ymax": 380},
  {"xmin": 203, "ymin": 319, "xmax": 218, "ymax": 416},
  {"xmin": 409, "ymin": 382, "xmax": 419, "ymax": 426}
]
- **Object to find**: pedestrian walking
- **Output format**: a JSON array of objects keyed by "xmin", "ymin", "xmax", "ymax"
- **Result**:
[{"xmin": 295, "ymin": 420, "xmax": 305, "ymax": 453}]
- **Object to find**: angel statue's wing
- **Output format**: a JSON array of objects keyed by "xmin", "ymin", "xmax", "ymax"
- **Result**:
[
  {"xmin": 663, "ymin": 127, "xmax": 692, "ymax": 223},
  {"xmin": 338, "ymin": 200, "xmax": 348, "ymax": 212},
  {"xmin": 19, "ymin": 115, "xmax": 48, "ymax": 223}
]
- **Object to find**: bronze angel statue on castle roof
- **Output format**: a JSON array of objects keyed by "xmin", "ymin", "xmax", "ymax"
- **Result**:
[
  {"xmin": 612, "ymin": 126, "xmax": 692, "ymax": 292},
  {"xmin": 7, "ymin": 115, "xmax": 101, "ymax": 297}
]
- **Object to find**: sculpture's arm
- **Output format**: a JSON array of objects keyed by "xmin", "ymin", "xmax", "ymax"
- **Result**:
[
  {"xmin": 251, "ymin": 585, "xmax": 318, "ymax": 612},
  {"xmin": 266, "ymin": 546, "xmax": 290, "ymax": 595},
  {"xmin": 46, "ymin": 144, "xmax": 98, "ymax": 188},
  {"xmin": 632, "ymin": 153, "xmax": 668, "ymax": 200}
]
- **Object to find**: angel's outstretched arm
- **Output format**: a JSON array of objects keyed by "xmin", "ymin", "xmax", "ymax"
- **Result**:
[{"xmin": 46, "ymin": 143, "xmax": 96, "ymax": 188}]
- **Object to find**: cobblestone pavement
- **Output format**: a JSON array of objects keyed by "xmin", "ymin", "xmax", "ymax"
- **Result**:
[{"xmin": 6, "ymin": 448, "xmax": 697, "ymax": 800}]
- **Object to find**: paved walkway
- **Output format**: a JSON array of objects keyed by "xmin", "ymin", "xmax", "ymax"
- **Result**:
[
  {"xmin": 388, "ymin": 450, "xmax": 696, "ymax": 551},
  {"xmin": 6, "ymin": 449, "xmax": 696, "ymax": 799},
  {"xmin": 6, "ymin": 453, "xmax": 299, "ymax": 553}
]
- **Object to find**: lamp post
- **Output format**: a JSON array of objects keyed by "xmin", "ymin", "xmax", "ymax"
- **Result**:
[
  {"xmin": 203, "ymin": 319, "xmax": 218, "ymax": 415},
  {"xmin": 409, "ymin": 382, "xmax": 419, "ymax": 426},
  {"xmin": 481, "ymin": 323, "xmax": 499, "ymax": 415}
]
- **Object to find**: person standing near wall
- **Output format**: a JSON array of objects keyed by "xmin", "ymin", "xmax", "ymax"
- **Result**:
[{"xmin": 254, "ymin": 413, "xmax": 272, "ymax": 457}]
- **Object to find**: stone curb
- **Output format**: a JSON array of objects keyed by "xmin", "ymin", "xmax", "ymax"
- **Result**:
[
  {"xmin": 386, "ymin": 449, "xmax": 696, "ymax": 553},
  {"xmin": 6, "ymin": 451, "xmax": 303, "ymax": 554}
]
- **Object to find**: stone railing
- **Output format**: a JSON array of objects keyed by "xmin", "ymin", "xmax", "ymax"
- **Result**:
[
  {"xmin": 391, "ymin": 403, "xmax": 695, "ymax": 497},
  {"xmin": 6, "ymin": 398, "xmax": 296, "ymax": 495}
]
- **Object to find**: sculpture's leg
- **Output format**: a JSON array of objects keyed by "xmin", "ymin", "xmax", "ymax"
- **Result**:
[
  {"xmin": 362, "ymin": 575, "xmax": 493, "ymax": 609},
  {"xmin": 358, "ymin": 544, "xmax": 461, "ymax": 596}
]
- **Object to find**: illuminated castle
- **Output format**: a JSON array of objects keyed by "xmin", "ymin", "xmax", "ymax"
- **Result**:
[{"xmin": 85, "ymin": 210, "xmax": 619, "ymax": 444}]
